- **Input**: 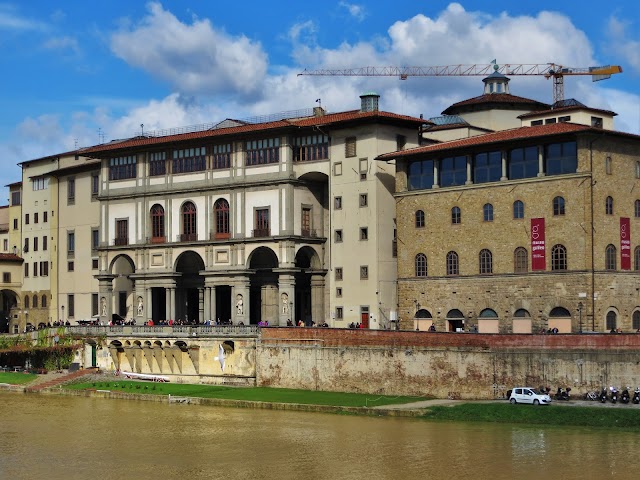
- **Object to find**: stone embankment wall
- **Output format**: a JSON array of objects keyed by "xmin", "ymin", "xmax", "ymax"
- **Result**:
[{"xmin": 257, "ymin": 328, "xmax": 640, "ymax": 399}]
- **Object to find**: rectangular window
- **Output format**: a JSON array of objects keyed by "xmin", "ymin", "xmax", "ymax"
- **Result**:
[
  {"xmin": 172, "ymin": 147, "xmax": 206, "ymax": 174},
  {"xmin": 335, "ymin": 229, "xmax": 343, "ymax": 243},
  {"xmin": 474, "ymin": 151, "xmax": 501, "ymax": 184},
  {"xmin": 440, "ymin": 156, "xmax": 467, "ymax": 187},
  {"xmin": 336, "ymin": 307, "xmax": 343, "ymax": 319},
  {"xmin": 109, "ymin": 155, "xmax": 137, "ymax": 180},
  {"xmin": 335, "ymin": 267, "xmax": 343, "ymax": 281},
  {"xmin": 508, "ymin": 146, "xmax": 538, "ymax": 180},
  {"xmin": 32, "ymin": 177, "xmax": 49, "ymax": 191},
  {"xmin": 360, "ymin": 227, "xmax": 368, "ymax": 240},
  {"xmin": 92, "ymin": 228, "xmax": 99, "ymax": 250},
  {"xmin": 115, "ymin": 219, "xmax": 129, "ymax": 246},
  {"xmin": 359, "ymin": 194, "xmax": 368, "ymax": 207},
  {"xmin": 24, "ymin": 263, "xmax": 28, "ymax": 277},
  {"xmin": 545, "ymin": 118, "xmax": 557, "ymax": 124},
  {"xmin": 41, "ymin": 261, "xmax": 49, "ymax": 277},
  {"xmin": 545, "ymin": 141, "xmax": 577, "ymax": 175},
  {"xmin": 3, "ymin": 239, "xmax": 7, "ymax": 251},
  {"xmin": 67, "ymin": 177, "xmax": 75, "ymax": 204},
  {"xmin": 92, "ymin": 294, "xmax": 99, "ymax": 316},
  {"xmin": 336, "ymin": 287, "xmax": 342, "ymax": 297},
  {"xmin": 24, "ymin": 238, "xmax": 28, "ymax": 253},
  {"xmin": 43, "ymin": 211, "xmax": 48, "ymax": 223},
  {"xmin": 68, "ymin": 295, "xmax": 75, "ymax": 317},
  {"xmin": 25, "ymin": 214, "xmax": 29, "ymax": 225},
  {"xmin": 360, "ymin": 265, "xmax": 369, "ymax": 279},
  {"xmin": 13, "ymin": 218, "xmax": 18, "ymax": 230},
  {"xmin": 212, "ymin": 143, "xmax": 232, "ymax": 169},
  {"xmin": 333, "ymin": 162, "xmax": 342, "ymax": 176},
  {"xmin": 359, "ymin": 158, "xmax": 368, "ymax": 181},
  {"xmin": 91, "ymin": 174, "xmax": 99, "ymax": 196},
  {"xmin": 246, "ymin": 138, "xmax": 280, "ymax": 166},
  {"xmin": 334, "ymin": 196, "xmax": 342, "ymax": 210},
  {"xmin": 67, "ymin": 231, "xmax": 75, "ymax": 254},
  {"xmin": 254, "ymin": 208, "xmax": 270, "ymax": 237},
  {"xmin": 2, "ymin": 272, "xmax": 10, "ymax": 283},
  {"xmin": 558, "ymin": 116, "xmax": 571, "ymax": 123},
  {"xmin": 33, "ymin": 262, "xmax": 38, "ymax": 277},
  {"xmin": 293, "ymin": 134, "xmax": 329, "ymax": 162},
  {"xmin": 149, "ymin": 151, "xmax": 167, "ymax": 176},
  {"xmin": 43, "ymin": 236, "xmax": 47, "ymax": 251},
  {"xmin": 33, "ymin": 237, "xmax": 38, "ymax": 252},
  {"xmin": 531, "ymin": 120, "xmax": 543, "ymax": 126},
  {"xmin": 68, "ymin": 261, "xmax": 74, "ymax": 272},
  {"xmin": 92, "ymin": 258, "xmax": 99, "ymax": 270},
  {"xmin": 34, "ymin": 212, "xmax": 38, "ymax": 224},
  {"xmin": 301, "ymin": 207, "xmax": 312, "ymax": 237},
  {"xmin": 591, "ymin": 116, "xmax": 603, "ymax": 128},
  {"xmin": 11, "ymin": 191, "xmax": 20, "ymax": 206},
  {"xmin": 345, "ymin": 137, "xmax": 356, "ymax": 157}
]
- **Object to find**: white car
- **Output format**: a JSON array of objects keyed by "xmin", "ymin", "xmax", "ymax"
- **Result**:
[{"xmin": 509, "ymin": 387, "xmax": 552, "ymax": 405}]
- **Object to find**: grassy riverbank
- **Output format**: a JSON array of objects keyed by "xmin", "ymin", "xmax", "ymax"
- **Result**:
[
  {"xmin": 64, "ymin": 380, "xmax": 425, "ymax": 407},
  {"xmin": 0, "ymin": 372, "xmax": 38, "ymax": 384},
  {"xmin": 422, "ymin": 403, "xmax": 640, "ymax": 430}
]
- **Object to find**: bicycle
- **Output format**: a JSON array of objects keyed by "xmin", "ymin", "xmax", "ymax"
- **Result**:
[{"xmin": 584, "ymin": 390, "xmax": 598, "ymax": 401}]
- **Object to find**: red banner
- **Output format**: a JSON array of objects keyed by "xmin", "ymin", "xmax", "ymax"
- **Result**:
[
  {"xmin": 531, "ymin": 218, "xmax": 546, "ymax": 271},
  {"xmin": 621, "ymin": 217, "xmax": 631, "ymax": 270}
]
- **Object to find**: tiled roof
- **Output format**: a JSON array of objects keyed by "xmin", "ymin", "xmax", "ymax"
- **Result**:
[
  {"xmin": 0, "ymin": 253, "xmax": 23, "ymax": 262},
  {"xmin": 519, "ymin": 105, "xmax": 617, "ymax": 119},
  {"xmin": 19, "ymin": 149, "xmax": 80, "ymax": 166},
  {"xmin": 82, "ymin": 110, "xmax": 428, "ymax": 155},
  {"xmin": 442, "ymin": 93, "xmax": 549, "ymax": 114},
  {"xmin": 377, "ymin": 122, "xmax": 597, "ymax": 160},
  {"xmin": 424, "ymin": 123, "xmax": 493, "ymax": 133}
]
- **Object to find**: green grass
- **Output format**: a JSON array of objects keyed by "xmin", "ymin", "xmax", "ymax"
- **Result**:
[
  {"xmin": 422, "ymin": 403, "xmax": 640, "ymax": 430},
  {"xmin": 0, "ymin": 372, "xmax": 38, "ymax": 385},
  {"xmin": 65, "ymin": 381, "xmax": 425, "ymax": 407}
]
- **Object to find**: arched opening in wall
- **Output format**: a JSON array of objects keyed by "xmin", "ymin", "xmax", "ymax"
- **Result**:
[
  {"xmin": 294, "ymin": 246, "xmax": 321, "ymax": 326},
  {"xmin": 548, "ymin": 306, "xmax": 572, "ymax": 333},
  {"xmin": 248, "ymin": 247, "xmax": 279, "ymax": 325},
  {"xmin": 414, "ymin": 308, "xmax": 432, "ymax": 331},
  {"xmin": 605, "ymin": 310, "xmax": 618, "ymax": 332},
  {"xmin": 512, "ymin": 308, "xmax": 532, "ymax": 334},
  {"xmin": 175, "ymin": 251, "xmax": 205, "ymax": 323},
  {"xmin": 478, "ymin": 308, "xmax": 499, "ymax": 334},
  {"xmin": 446, "ymin": 309, "xmax": 465, "ymax": 332},
  {"xmin": 0, "ymin": 289, "xmax": 18, "ymax": 334},
  {"xmin": 222, "ymin": 340, "xmax": 235, "ymax": 354},
  {"xmin": 110, "ymin": 255, "xmax": 136, "ymax": 319},
  {"xmin": 109, "ymin": 340, "xmax": 124, "ymax": 371}
]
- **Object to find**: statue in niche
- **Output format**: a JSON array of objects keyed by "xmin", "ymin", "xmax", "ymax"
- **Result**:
[
  {"xmin": 137, "ymin": 296, "xmax": 144, "ymax": 316},
  {"xmin": 236, "ymin": 294, "xmax": 244, "ymax": 316},
  {"xmin": 281, "ymin": 293, "xmax": 289, "ymax": 314},
  {"xmin": 101, "ymin": 297, "xmax": 107, "ymax": 317}
]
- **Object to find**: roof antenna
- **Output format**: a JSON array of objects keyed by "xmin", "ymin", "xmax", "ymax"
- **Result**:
[{"xmin": 140, "ymin": 123, "xmax": 144, "ymax": 136}]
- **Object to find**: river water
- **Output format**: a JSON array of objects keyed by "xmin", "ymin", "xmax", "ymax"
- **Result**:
[{"xmin": 1, "ymin": 392, "xmax": 638, "ymax": 480}]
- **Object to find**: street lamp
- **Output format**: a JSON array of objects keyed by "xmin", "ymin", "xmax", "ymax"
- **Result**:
[
  {"xmin": 578, "ymin": 302, "xmax": 583, "ymax": 333},
  {"xmin": 61, "ymin": 305, "xmax": 65, "ymax": 323}
]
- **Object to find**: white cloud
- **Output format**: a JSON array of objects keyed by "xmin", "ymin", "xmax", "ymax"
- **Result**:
[
  {"xmin": 339, "ymin": 2, "xmax": 367, "ymax": 22},
  {"xmin": 110, "ymin": 2, "xmax": 268, "ymax": 96},
  {"xmin": 43, "ymin": 35, "xmax": 80, "ymax": 55},
  {"xmin": 606, "ymin": 15, "xmax": 640, "ymax": 72},
  {"xmin": 0, "ymin": 4, "xmax": 47, "ymax": 31}
]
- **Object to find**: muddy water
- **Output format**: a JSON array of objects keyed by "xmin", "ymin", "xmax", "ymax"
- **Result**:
[{"xmin": 0, "ymin": 392, "xmax": 638, "ymax": 479}]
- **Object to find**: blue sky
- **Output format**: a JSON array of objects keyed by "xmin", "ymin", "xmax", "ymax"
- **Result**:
[{"xmin": 1, "ymin": 1, "xmax": 639, "ymax": 197}]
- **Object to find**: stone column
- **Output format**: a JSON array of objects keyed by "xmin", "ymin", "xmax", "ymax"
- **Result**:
[
  {"xmin": 233, "ymin": 277, "xmax": 250, "ymax": 325},
  {"xmin": 537, "ymin": 145, "xmax": 545, "ymax": 177},
  {"xmin": 98, "ymin": 276, "xmax": 115, "ymax": 324},
  {"xmin": 311, "ymin": 274, "xmax": 325, "ymax": 325},
  {"xmin": 165, "ymin": 287, "xmax": 171, "ymax": 321},
  {"xmin": 204, "ymin": 287, "xmax": 211, "ymax": 322},
  {"xmin": 169, "ymin": 287, "xmax": 176, "ymax": 321},
  {"xmin": 278, "ymin": 274, "xmax": 295, "ymax": 326},
  {"xmin": 465, "ymin": 156, "xmax": 473, "ymax": 185},
  {"xmin": 261, "ymin": 283, "xmax": 278, "ymax": 324},
  {"xmin": 198, "ymin": 288, "xmax": 204, "ymax": 324},
  {"xmin": 210, "ymin": 286, "xmax": 217, "ymax": 323},
  {"xmin": 500, "ymin": 150, "xmax": 507, "ymax": 181},
  {"xmin": 146, "ymin": 288, "xmax": 153, "ymax": 323},
  {"xmin": 432, "ymin": 161, "xmax": 439, "ymax": 188}
]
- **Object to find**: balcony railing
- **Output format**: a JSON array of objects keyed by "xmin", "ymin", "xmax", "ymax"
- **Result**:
[
  {"xmin": 150, "ymin": 236, "xmax": 166, "ymax": 244},
  {"xmin": 252, "ymin": 228, "xmax": 270, "ymax": 238},
  {"xmin": 210, "ymin": 231, "xmax": 230, "ymax": 240},
  {"xmin": 179, "ymin": 233, "xmax": 198, "ymax": 242},
  {"xmin": 114, "ymin": 237, "xmax": 128, "ymax": 246}
]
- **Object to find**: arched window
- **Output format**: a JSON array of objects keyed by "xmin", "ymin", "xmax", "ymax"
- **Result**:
[
  {"xmin": 483, "ymin": 203, "xmax": 494, "ymax": 222},
  {"xmin": 514, "ymin": 247, "xmax": 528, "ymax": 273},
  {"xmin": 415, "ymin": 210, "xmax": 425, "ymax": 228},
  {"xmin": 214, "ymin": 198, "xmax": 230, "ymax": 239},
  {"xmin": 551, "ymin": 244, "xmax": 567, "ymax": 270},
  {"xmin": 513, "ymin": 200, "xmax": 524, "ymax": 219},
  {"xmin": 605, "ymin": 196, "xmax": 613, "ymax": 215},
  {"xmin": 513, "ymin": 309, "xmax": 531, "ymax": 318},
  {"xmin": 415, "ymin": 253, "xmax": 427, "ymax": 277},
  {"xmin": 553, "ymin": 196, "xmax": 565, "ymax": 216},
  {"xmin": 479, "ymin": 249, "xmax": 493, "ymax": 274},
  {"xmin": 635, "ymin": 246, "xmax": 640, "ymax": 271},
  {"xmin": 42, "ymin": 295, "xmax": 47, "ymax": 308},
  {"xmin": 479, "ymin": 308, "xmax": 498, "ymax": 318},
  {"xmin": 24, "ymin": 296, "xmax": 29, "ymax": 309},
  {"xmin": 446, "ymin": 251, "xmax": 459, "ymax": 275},
  {"xmin": 451, "ymin": 206, "xmax": 461, "ymax": 224},
  {"xmin": 606, "ymin": 311, "xmax": 617, "ymax": 330},
  {"xmin": 33, "ymin": 295, "xmax": 38, "ymax": 308},
  {"xmin": 635, "ymin": 200, "xmax": 640, "ymax": 218},
  {"xmin": 181, "ymin": 201, "xmax": 197, "ymax": 241},
  {"xmin": 605, "ymin": 244, "xmax": 617, "ymax": 270},
  {"xmin": 150, "ymin": 204, "xmax": 165, "ymax": 242},
  {"xmin": 633, "ymin": 311, "xmax": 640, "ymax": 330}
]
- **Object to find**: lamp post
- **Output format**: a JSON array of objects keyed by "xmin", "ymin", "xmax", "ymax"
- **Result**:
[
  {"xmin": 61, "ymin": 305, "xmax": 65, "ymax": 323},
  {"xmin": 578, "ymin": 302, "xmax": 583, "ymax": 334}
]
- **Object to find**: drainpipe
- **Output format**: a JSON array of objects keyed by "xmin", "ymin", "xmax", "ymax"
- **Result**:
[{"xmin": 588, "ymin": 134, "xmax": 604, "ymax": 331}]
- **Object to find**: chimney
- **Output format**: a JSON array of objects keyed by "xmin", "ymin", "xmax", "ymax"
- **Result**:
[
  {"xmin": 313, "ymin": 106, "xmax": 325, "ymax": 117},
  {"xmin": 360, "ymin": 92, "xmax": 380, "ymax": 112}
]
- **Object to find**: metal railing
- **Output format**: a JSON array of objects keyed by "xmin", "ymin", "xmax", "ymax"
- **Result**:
[
  {"xmin": 114, "ymin": 237, "xmax": 128, "ymax": 246},
  {"xmin": 252, "ymin": 228, "xmax": 270, "ymax": 238},
  {"xmin": 66, "ymin": 324, "xmax": 259, "ymax": 337}
]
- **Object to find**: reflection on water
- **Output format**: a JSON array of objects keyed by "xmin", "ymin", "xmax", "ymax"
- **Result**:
[{"xmin": 0, "ymin": 392, "xmax": 638, "ymax": 480}]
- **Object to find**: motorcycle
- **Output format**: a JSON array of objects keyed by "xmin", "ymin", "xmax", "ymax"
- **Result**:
[
  {"xmin": 554, "ymin": 387, "xmax": 571, "ymax": 401},
  {"xmin": 599, "ymin": 388, "xmax": 608, "ymax": 403},
  {"xmin": 621, "ymin": 388, "xmax": 630, "ymax": 404},
  {"xmin": 633, "ymin": 387, "xmax": 640, "ymax": 405},
  {"xmin": 610, "ymin": 386, "xmax": 618, "ymax": 404}
]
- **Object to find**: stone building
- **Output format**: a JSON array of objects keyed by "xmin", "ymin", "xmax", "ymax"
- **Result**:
[
  {"xmin": 379, "ymin": 118, "xmax": 640, "ymax": 333},
  {"xmin": 82, "ymin": 96, "xmax": 424, "ymax": 327}
]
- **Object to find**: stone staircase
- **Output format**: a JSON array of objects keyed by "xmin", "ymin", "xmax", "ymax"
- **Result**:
[{"xmin": 25, "ymin": 368, "xmax": 97, "ymax": 393}]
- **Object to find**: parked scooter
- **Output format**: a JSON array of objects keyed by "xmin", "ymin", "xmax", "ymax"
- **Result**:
[
  {"xmin": 599, "ymin": 388, "xmax": 608, "ymax": 403},
  {"xmin": 621, "ymin": 388, "xmax": 631, "ymax": 404},
  {"xmin": 610, "ymin": 386, "xmax": 619, "ymax": 404},
  {"xmin": 633, "ymin": 387, "xmax": 640, "ymax": 405},
  {"xmin": 554, "ymin": 387, "xmax": 571, "ymax": 401}
]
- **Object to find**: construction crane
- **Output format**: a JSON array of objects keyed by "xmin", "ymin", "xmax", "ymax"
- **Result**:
[{"xmin": 298, "ymin": 63, "xmax": 623, "ymax": 104}]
